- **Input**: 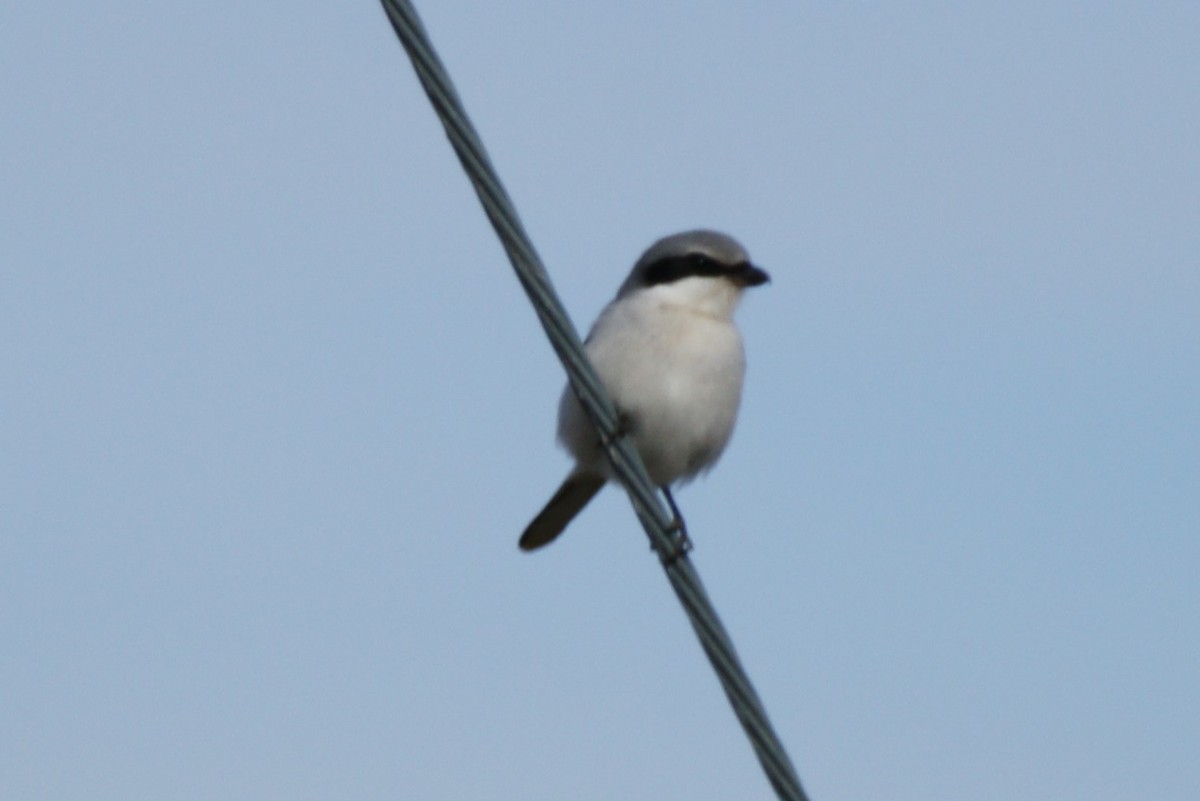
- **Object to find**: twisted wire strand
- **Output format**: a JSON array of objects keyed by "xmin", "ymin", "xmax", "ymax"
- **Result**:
[{"xmin": 380, "ymin": 3, "xmax": 809, "ymax": 799}]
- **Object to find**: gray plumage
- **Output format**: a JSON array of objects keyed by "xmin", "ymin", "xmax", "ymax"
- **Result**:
[{"xmin": 520, "ymin": 230, "xmax": 768, "ymax": 551}]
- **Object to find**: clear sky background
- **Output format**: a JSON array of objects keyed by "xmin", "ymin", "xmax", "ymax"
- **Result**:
[{"xmin": 3, "ymin": 3, "xmax": 1197, "ymax": 799}]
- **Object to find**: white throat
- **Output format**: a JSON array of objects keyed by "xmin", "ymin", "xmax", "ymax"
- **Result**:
[{"xmin": 644, "ymin": 276, "xmax": 743, "ymax": 321}]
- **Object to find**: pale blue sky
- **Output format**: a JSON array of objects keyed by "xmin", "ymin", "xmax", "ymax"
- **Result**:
[{"xmin": 3, "ymin": 3, "xmax": 1197, "ymax": 799}]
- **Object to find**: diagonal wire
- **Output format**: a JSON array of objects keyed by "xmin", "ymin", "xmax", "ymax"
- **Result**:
[{"xmin": 379, "ymin": 3, "xmax": 810, "ymax": 799}]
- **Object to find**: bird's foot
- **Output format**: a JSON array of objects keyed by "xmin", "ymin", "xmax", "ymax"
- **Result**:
[
  {"xmin": 598, "ymin": 411, "xmax": 634, "ymax": 449},
  {"xmin": 655, "ymin": 487, "xmax": 693, "ymax": 566}
]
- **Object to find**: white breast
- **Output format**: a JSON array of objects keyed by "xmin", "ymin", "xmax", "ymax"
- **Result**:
[{"xmin": 558, "ymin": 283, "xmax": 746, "ymax": 486}]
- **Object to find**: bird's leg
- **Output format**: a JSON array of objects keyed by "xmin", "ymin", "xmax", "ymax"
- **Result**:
[
  {"xmin": 598, "ymin": 413, "xmax": 691, "ymax": 564},
  {"xmin": 658, "ymin": 486, "xmax": 693, "ymax": 564}
]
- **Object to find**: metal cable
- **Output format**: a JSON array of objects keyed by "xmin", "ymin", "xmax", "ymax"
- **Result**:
[{"xmin": 380, "ymin": 3, "xmax": 810, "ymax": 799}]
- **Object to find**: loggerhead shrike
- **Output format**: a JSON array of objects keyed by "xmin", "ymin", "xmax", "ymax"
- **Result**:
[{"xmin": 520, "ymin": 229, "xmax": 769, "ymax": 551}]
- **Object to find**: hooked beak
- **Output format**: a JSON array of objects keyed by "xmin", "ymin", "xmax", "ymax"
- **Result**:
[{"xmin": 732, "ymin": 263, "xmax": 771, "ymax": 288}]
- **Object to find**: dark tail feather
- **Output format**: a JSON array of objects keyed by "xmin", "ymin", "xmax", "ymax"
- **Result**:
[{"xmin": 519, "ymin": 473, "xmax": 605, "ymax": 551}]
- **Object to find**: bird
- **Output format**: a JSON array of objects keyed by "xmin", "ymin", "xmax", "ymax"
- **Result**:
[{"xmin": 519, "ymin": 229, "xmax": 769, "ymax": 552}]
